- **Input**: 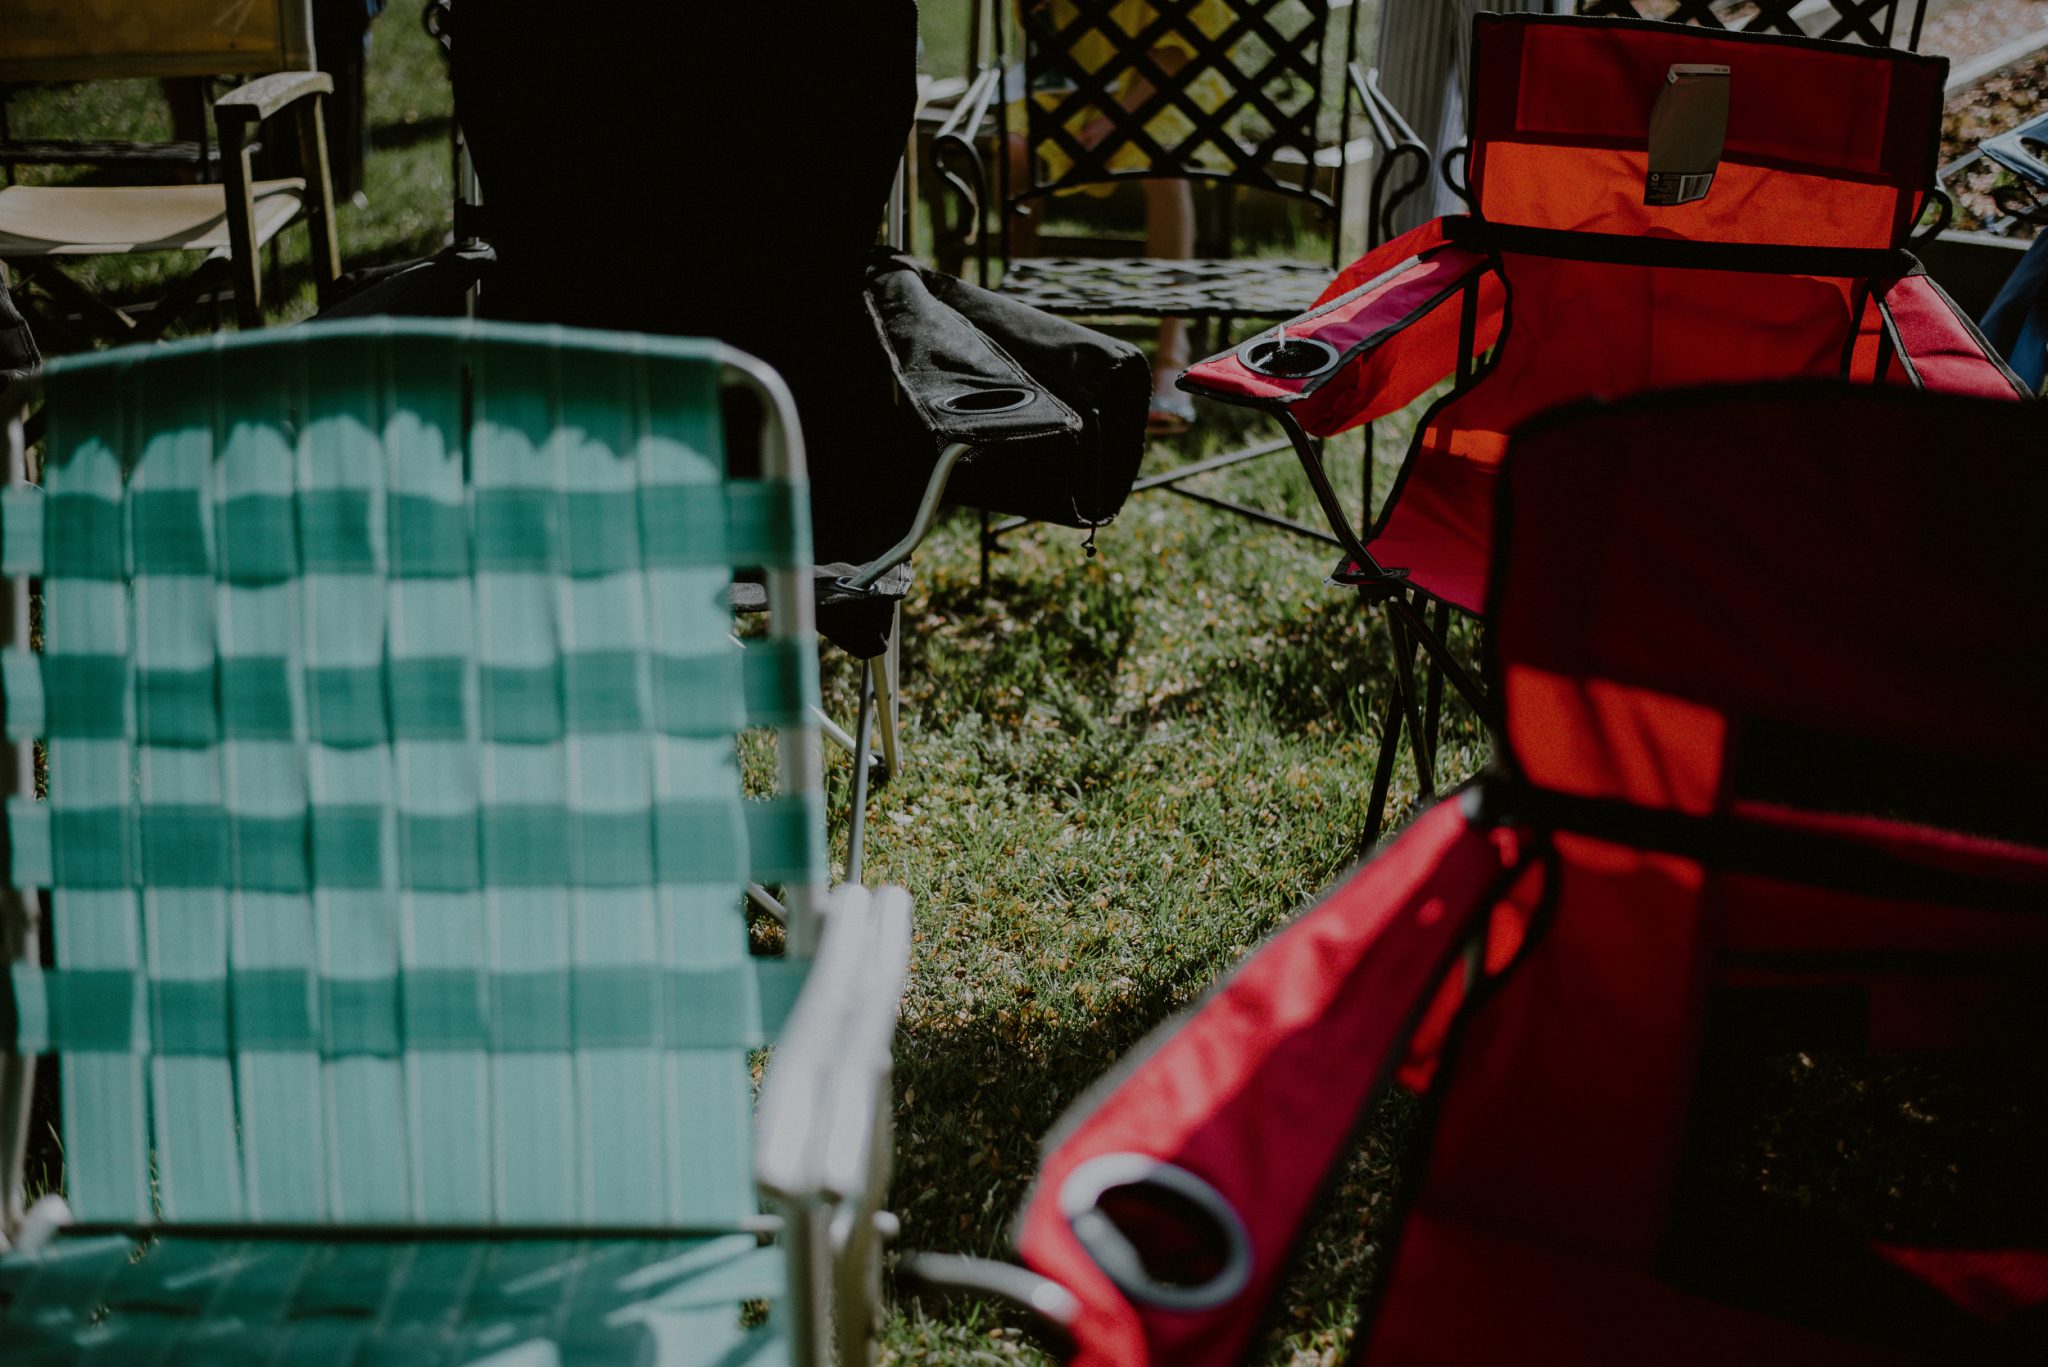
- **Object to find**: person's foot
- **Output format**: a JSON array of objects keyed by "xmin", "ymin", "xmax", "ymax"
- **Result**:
[{"xmin": 1148, "ymin": 376, "xmax": 1196, "ymax": 436}]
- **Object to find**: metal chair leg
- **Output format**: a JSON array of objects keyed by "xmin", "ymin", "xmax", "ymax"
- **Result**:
[
  {"xmin": 846, "ymin": 662, "xmax": 878, "ymax": 885},
  {"xmin": 1423, "ymin": 597, "xmax": 1450, "ymax": 764},
  {"xmin": 1389, "ymin": 598, "xmax": 1436, "ymax": 807},
  {"xmin": 1360, "ymin": 418, "xmax": 1376, "ymax": 538},
  {"xmin": 1361, "ymin": 683, "xmax": 1403, "ymax": 855},
  {"xmin": 872, "ymin": 606, "xmax": 902, "ymax": 783}
]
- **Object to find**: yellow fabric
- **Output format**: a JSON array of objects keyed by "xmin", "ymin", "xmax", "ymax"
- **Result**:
[{"xmin": 1016, "ymin": 0, "xmax": 1237, "ymax": 193}]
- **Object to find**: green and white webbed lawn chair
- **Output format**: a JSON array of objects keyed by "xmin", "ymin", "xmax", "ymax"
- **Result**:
[{"xmin": 0, "ymin": 318, "xmax": 911, "ymax": 1366}]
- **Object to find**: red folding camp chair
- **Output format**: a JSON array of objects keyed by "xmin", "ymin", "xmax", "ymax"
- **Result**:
[
  {"xmin": 961, "ymin": 382, "xmax": 2048, "ymax": 1366},
  {"xmin": 1179, "ymin": 13, "xmax": 2031, "ymax": 843}
]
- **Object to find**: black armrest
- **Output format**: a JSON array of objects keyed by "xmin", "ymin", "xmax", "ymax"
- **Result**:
[
  {"xmin": 865, "ymin": 250, "xmax": 1150, "ymax": 531},
  {"xmin": 313, "ymin": 244, "xmax": 497, "ymax": 321},
  {"xmin": 865, "ymin": 251, "xmax": 1082, "ymax": 449}
]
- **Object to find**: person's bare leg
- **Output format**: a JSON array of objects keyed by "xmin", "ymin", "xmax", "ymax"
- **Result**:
[
  {"xmin": 1006, "ymin": 133, "xmax": 1041, "ymax": 258},
  {"xmin": 1145, "ymin": 177, "xmax": 1196, "ymax": 429},
  {"xmin": 161, "ymin": 79, "xmax": 206, "ymax": 184}
]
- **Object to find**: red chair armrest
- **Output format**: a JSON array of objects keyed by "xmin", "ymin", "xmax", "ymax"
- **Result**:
[
  {"xmin": 1179, "ymin": 218, "xmax": 1502, "ymax": 437},
  {"xmin": 1016, "ymin": 798, "xmax": 1534, "ymax": 1367},
  {"xmin": 1880, "ymin": 273, "xmax": 2032, "ymax": 399}
]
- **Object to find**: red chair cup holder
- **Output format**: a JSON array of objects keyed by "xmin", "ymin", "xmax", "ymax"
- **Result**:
[{"xmin": 1059, "ymin": 1153, "xmax": 1253, "ymax": 1311}]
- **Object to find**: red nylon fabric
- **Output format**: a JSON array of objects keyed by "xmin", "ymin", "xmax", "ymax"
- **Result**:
[
  {"xmin": 1361, "ymin": 16, "xmax": 1947, "ymax": 604},
  {"xmin": 1189, "ymin": 17, "xmax": 1976, "ymax": 614},
  {"xmin": 1176, "ymin": 223, "xmax": 1496, "ymax": 422},
  {"xmin": 1352, "ymin": 389, "xmax": 2048, "ymax": 1362},
  {"xmin": 1316, "ymin": 220, "xmax": 1452, "ymax": 309},
  {"xmin": 1291, "ymin": 263, "xmax": 1502, "ymax": 437},
  {"xmin": 1879, "ymin": 274, "xmax": 2033, "ymax": 397},
  {"xmin": 1370, "ymin": 252, "xmax": 1867, "ymax": 611},
  {"xmin": 1468, "ymin": 15, "xmax": 1944, "ymax": 247},
  {"xmin": 1713, "ymin": 804, "xmax": 2048, "ymax": 959},
  {"xmin": 1396, "ymin": 858, "xmax": 1543, "ymax": 1096},
  {"xmin": 1014, "ymin": 801, "xmax": 1524, "ymax": 1367},
  {"xmin": 1494, "ymin": 389, "xmax": 2048, "ymax": 773},
  {"xmin": 1421, "ymin": 833, "xmax": 1713, "ymax": 1261},
  {"xmin": 1025, "ymin": 384, "xmax": 2044, "ymax": 1366},
  {"xmin": 1710, "ymin": 806, "xmax": 2048, "ymax": 1050},
  {"xmin": 1849, "ymin": 290, "xmax": 1892, "ymax": 382},
  {"xmin": 1872, "ymin": 1247, "xmax": 2048, "ymax": 1324},
  {"xmin": 1366, "ymin": 1215, "xmax": 1936, "ymax": 1366}
]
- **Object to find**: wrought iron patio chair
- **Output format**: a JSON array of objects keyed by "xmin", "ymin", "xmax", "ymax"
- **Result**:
[
  {"xmin": 1578, "ymin": 0, "xmax": 1930, "ymax": 47},
  {"xmin": 1178, "ymin": 11, "xmax": 2029, "ymax": 846},
  {"xmin": 931, "ymin": 0, "xmax": 1432, "ymax": 564},
  {"xmin": 0, "ymin": 319, "xmax": 912, "ymax": 1366},
  {"xmin": 922, "ymin": 381, "xmax": 2048, "ymax": 1365},
  {"xmin": 0, "ymin": 0, "xmax": 341, "ymax": 346}
]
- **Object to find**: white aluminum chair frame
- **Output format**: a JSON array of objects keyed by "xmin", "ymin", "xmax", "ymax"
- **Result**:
[{"xmin": 0, "ymin": 339, "xmax": 906, "ymax": 1367}]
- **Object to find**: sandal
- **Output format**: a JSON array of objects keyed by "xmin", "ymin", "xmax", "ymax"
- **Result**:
[{"xmin": 1147, "ymin": 383, "xmax": 1196, "ymax": 436}]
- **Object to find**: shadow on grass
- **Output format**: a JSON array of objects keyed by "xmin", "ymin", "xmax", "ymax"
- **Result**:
[
  {"xmin": 368, "ymin": 113, "xmax": 456, "ymax": 152},
  {"xmin": 889, "ymin": 962, "xmax": 1420, "ymax": 1358}
]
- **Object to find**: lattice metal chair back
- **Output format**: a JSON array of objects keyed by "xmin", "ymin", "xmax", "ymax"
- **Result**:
[
  {"xmin": 1018, "ymin": 0, "xmax": 1330, "ymax": 205},
  {"xmin": 993, "ymin": 0, "xmax": 1412, "ymax": 316},
  {"xmin": 934, "ymin": 0, "xmax": 1431, "ymax": 566},
  {"xmin": 0, "ymin": 320, "xmax": 904, "ymax": 1366},
  {"xmin": 1575, "ymin": 0, "xmax": 1931, "ymax": 49}
]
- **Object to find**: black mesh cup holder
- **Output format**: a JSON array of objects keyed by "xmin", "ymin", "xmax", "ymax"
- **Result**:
[
  {"xmin": 1236, "ymin": 334, "xmax": 1340, "ymax": 380},
  {"xmin": 1058, "ymin": 1153, "xmax": 1253, "ymax": 1311},
  {"xmin": 936, "ymin": 386, "xmax": 1035, "ymax": 415}
]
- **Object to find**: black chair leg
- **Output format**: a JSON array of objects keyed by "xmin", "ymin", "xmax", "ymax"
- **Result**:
[
  {"xmin": 1360, "ymin": 683, "xmax": 1403, "ymax": 856},
  {"xmin": 1390, "ymin": 597, "xmax": 1436, "ymax": 808},
  {"xmin": 1423, "ymin": 597, "xmax": 1450, "ymax": 764},
  {"xmin": 1360, "ymin": 418, "xmax": 1376, "ymax": 538},
  {"xmin": 845, "ymin": 662, "xmax": 879, "ymax": 885}
]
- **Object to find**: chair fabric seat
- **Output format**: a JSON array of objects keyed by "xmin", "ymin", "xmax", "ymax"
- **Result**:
[
  {"xmin": 0, "ymin": 1231, "xmax": 785, "ymax": 1365},
  {"xmin": 1363, "ymin": 1215, "xmax": 1925, "ymax": 1367},
  {"xmin": 997, "ymin": 256, "xmax": 1329, "ymax": 319},
  {"xmin": 0, "ymin": 179, "xmax": 305, "ymax": 256}
]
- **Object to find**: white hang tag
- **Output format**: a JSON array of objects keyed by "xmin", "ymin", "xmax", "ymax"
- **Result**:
[{"xmin": 1646, "ymin": 63, "xmax": 1730, "ymax": 207}]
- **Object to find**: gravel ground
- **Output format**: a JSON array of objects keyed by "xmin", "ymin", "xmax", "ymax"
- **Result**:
[
  {"xmin": 1932, "ymin": 1, "xmax": 2048, "ymax": 232},
  {"xmin": 1943, "ymin": 49, "xmax": 2048, "ymax": 230},
  {"xmin": 1920, "ymin": 0, "xmax": 2048, "ymax": 62}
]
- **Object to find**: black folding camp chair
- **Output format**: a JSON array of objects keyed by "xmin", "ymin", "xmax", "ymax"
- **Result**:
[{"xmin": 322, "ymin": 1, "xmax": 1151, "ymax": 877}]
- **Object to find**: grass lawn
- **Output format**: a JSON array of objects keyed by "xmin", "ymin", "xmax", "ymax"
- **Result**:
[{"xmin": 10, "ymin": 9, "xmax": 2038, "ymax": 1367}]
